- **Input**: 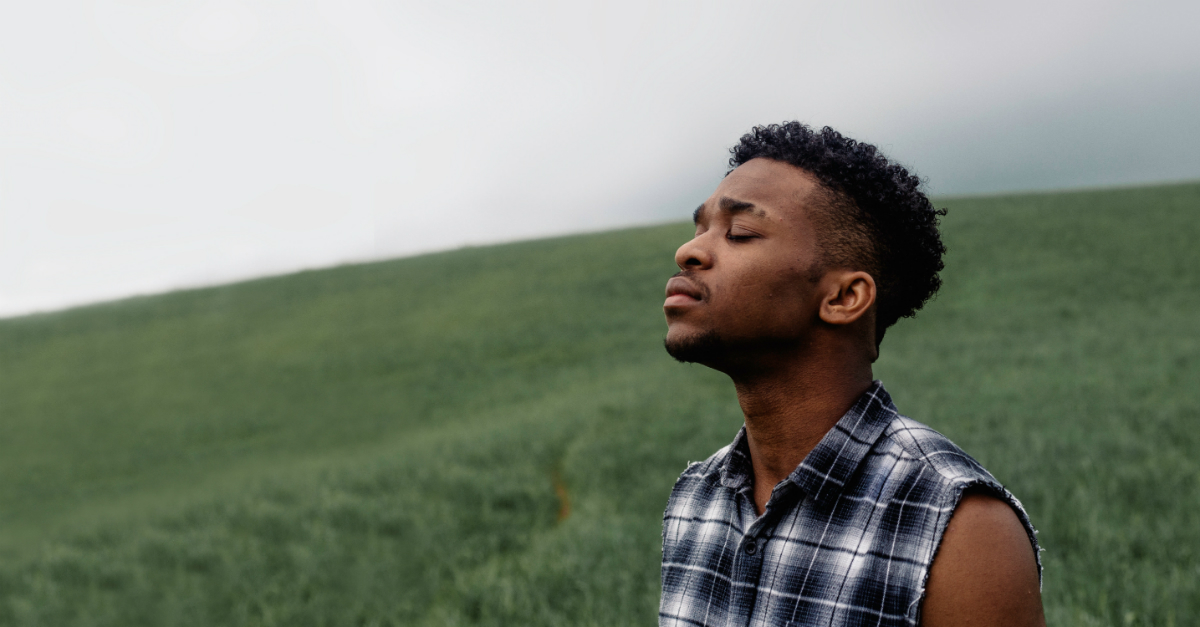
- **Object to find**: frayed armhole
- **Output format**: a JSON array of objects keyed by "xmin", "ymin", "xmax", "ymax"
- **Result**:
[{"xmin": 910, "ymin": 480, "xmax": 1043, "ymax": 624}]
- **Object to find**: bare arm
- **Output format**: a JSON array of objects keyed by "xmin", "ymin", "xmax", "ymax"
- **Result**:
[{"xmin": 920, "ymin": 491, "xmax": 1045, "ymax": 627}]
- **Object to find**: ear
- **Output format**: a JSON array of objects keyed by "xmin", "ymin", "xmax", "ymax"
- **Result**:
[{"xmin": 818, "ymin": 270, "xmax": 876, "ymax": 326}]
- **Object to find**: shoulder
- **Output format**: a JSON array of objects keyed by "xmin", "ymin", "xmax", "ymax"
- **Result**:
[
  {"xmin": 661, "ymin": 442, "xmax": 737, "ymax": 550},
  {"xmin": 871, "ymin": 412, "xmax": 1042, "ymax": 577},
  {"xmin": 880, "ymin": 413, "xmax": 996, "ymax": 486},
  {"xmin": 920, "ymin": 490, "xmax": 1046, "ymax": 626},
  {"xmin": 677, "ymin": 443, "xmax": 731, "ymax": 482},
  {"xmin": 864, "ymin": 413, "xmax": 1041, "ymax": 569},
  {"xmin": 665, "ymin": 443, "xmax": 730, "ymax": 507},
  {"xmin": 865, "ymin": 413, "xmax": 1044, "ymax": 624}
]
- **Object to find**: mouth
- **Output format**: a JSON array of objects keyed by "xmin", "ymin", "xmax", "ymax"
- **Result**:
[{"xmin": 664, "ymin": 276, "xmax": 704, "ymax": 308}]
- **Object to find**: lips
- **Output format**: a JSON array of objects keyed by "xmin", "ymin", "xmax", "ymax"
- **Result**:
[{"xmin": 664, "ymin": 276, "xmax": 704, "ymax": 308}]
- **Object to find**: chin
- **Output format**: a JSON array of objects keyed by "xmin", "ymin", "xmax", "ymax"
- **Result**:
[{"xmin": 664, "ymin": 329, "xmax": 727, "ymax": 364}]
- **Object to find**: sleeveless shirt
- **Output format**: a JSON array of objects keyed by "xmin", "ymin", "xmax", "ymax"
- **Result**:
[{"xmin": 659, "ymin": 381, "xmax": 1040, "ymax": 627}]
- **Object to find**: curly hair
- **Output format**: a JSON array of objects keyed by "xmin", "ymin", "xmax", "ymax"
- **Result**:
[{"xmin": 729, "ymin": 122, "xmax": 947, "ymax": 347}]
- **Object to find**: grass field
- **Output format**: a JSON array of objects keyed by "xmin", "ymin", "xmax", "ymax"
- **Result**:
[{"xmin": 0, "ymin": 182, "xmax": 1197, "ymax": 626}]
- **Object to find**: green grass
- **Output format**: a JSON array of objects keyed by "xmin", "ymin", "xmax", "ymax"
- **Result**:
[{"xmin": 0, "ymin": 182, "xmax": 1197, "ymax": 626}]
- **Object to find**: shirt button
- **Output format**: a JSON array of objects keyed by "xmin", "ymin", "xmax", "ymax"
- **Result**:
[{"xmin": 744, "ymin": 540, "xmax": 757, "ymax": 555}]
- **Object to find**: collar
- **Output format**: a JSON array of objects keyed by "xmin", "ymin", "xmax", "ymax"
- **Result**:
[{"xmin": 718, "ymin": 380, "xmax": 897, "ymax": 508}]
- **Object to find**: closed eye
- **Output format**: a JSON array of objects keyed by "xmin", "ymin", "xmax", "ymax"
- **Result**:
[{"xmin": 724, "ymin": 227, "xmax": 753, "ymax": 241}]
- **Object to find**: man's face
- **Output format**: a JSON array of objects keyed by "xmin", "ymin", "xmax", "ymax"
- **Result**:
[{"xmin": 664, "ymin": 158, "xmax": 827, "ymax": 367}]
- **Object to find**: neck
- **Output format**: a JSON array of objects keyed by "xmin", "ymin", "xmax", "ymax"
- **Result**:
[{"xmin": 725, "ymin": 338, "xmax": 874, "ymax": 515}]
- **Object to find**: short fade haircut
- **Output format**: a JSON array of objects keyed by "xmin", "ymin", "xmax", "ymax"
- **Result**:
[{"xmin": 729, "ymin": 122, "xmax": 947, "ymax": 348}]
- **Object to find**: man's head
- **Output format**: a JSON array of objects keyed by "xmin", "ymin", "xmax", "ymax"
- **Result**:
[{"xmin": 663, "ymin": 122, "xmax": 946, "ymax": 370}]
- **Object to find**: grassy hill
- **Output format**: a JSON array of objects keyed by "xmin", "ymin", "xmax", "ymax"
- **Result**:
[{"xmin": 1, "ymin": 182, "xmax": 1197, "ymax": 626}]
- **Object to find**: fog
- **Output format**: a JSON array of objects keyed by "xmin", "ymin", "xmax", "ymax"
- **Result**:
[{"xmin": 2, "ymin": 0, "xmax": 1197, "ymax": 317}]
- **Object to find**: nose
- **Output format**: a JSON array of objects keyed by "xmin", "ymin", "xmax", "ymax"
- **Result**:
[{"xmin": 674, "ymin": 235, "xmax": 713, "ymax": 271}]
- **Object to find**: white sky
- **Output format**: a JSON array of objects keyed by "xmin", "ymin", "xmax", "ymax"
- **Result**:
[{"xmin": 2, "ymin": 0, "xmax": 1198, "ymax": 317}]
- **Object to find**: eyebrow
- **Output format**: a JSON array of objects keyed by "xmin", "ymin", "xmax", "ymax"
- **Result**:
[{"xmin": 693, "ymin": 197, "xmax": 765, "ymax": 224}]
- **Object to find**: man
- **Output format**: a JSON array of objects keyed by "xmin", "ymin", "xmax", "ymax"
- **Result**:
[{"xmin": 659, "ymin": 122, "xmax": 1044, "ymax": 627}]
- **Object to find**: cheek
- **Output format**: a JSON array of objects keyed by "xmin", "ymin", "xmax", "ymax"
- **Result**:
[
  {"xmin": 713, "ymin": 245, "xmax": 817, "ymax": 311},
  {"xmin": 752, "ymin": 272, "xmax": 818, "ymax": 323},
  {"xmin": 750, "ymin": 263, "xmax": 812, "ymax": 299}
]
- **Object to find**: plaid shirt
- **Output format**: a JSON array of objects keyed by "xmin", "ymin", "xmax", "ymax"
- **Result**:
[{"xmin": 660, "ymin": 381, "xmax": 1040, "ymax": 627}]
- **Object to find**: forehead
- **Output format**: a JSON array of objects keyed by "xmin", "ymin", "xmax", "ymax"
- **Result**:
[{"xmin": 708, "ymin": 158, "xmax": 823, "ymax": 215}]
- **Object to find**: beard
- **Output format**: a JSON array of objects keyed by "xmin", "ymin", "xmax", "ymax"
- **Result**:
[{"xmin": 663, "ymin": 330, "xmax": 728, "ymax": 364}]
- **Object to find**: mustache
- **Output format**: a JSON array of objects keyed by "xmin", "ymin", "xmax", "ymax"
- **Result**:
[{"xmin": 669, "ymin": 270, "xmax": 711, "ymax": 300}]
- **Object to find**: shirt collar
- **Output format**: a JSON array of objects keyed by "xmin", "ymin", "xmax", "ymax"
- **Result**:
[{"xmin": 718, "ymin": 381, "xmax": 897, "ymax": 507}]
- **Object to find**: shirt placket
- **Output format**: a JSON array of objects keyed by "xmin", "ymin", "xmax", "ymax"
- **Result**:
[
  {"xmin": 728, "ymin": 480, "xmax": 805, "ymax": 627},
  {"xmin": 726, "ymin": 480, "xmax": 800, "ymax": 627}
]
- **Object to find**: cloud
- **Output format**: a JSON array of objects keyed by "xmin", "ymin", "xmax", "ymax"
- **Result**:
[{"xmin": 1, "ymin": 0, "xmax": 1197, "ymax": 316}]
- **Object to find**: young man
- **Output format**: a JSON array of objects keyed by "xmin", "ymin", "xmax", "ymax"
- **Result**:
[{"xmin": 659, "ymin": 123, "xmax": 1044, "ymax": 627}]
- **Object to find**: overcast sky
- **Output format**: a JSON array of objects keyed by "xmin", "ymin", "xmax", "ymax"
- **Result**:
[{"xmin": 2, "ymin": 0, "xmax": 1198, "ymax": 317}]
